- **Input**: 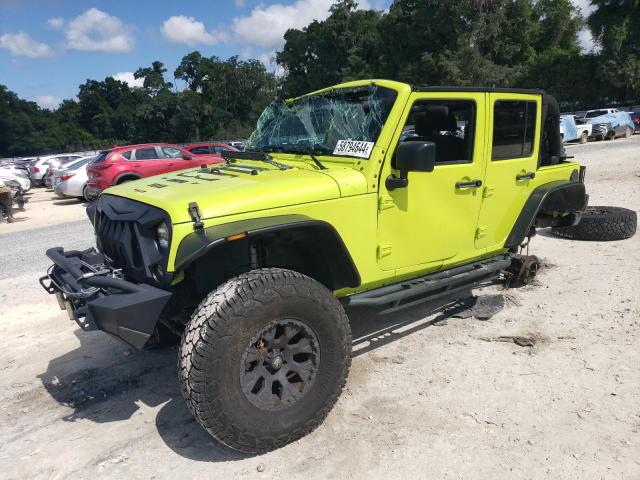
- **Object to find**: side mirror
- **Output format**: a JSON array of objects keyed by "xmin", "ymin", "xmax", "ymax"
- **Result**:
[
  {"xmin": 182, "ymin": 154, "xmax": 193, "ymax": 160},
  {"xmin": 386, "ymin": 141, "xmax": 436, "ymax": 190}
]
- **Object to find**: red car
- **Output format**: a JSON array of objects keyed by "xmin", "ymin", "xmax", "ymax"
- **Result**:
[
  {"xmin": 86, "ymin": 143, "xmax": 223, "ymax": 199},
  {"xmin": 184, "ymin": 142, "xmax": 238, "ymax": 155}
]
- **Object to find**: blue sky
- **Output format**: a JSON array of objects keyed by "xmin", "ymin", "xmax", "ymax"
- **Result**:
[{"xmin": 0, "ymin": 0, "xmax": 593, "ymax": 109}]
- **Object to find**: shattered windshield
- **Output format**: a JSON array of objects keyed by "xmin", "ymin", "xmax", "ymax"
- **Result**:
[{"xmin": 246, "ymin": 85, "xmax": 398, "ymax": 159}]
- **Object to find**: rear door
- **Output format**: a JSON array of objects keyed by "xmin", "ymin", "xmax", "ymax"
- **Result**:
[{"xmin": 475, "ymin": 94, "xmax": 541, "ymax": 251}]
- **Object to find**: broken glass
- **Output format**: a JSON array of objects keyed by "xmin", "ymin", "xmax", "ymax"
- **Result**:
[{"xmin": 246, "ymin": 85, "xmax": 398, "ymax": 159}]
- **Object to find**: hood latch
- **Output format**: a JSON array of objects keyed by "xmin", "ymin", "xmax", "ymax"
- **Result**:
[{"xmin": 188, "ymin": 202, "xmax": 204, "ymax": 230}]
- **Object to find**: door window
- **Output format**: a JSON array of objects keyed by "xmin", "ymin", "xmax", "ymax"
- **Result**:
[
  {"xmin": 213, "ymin": 146, "xmax": 228, "ymax": 154},
  {"xmin": 492, "ymin": 101, "xmax": 536, "ymax": 160},
  {"xmin": 134, "ymin": 147, "xmax": 158, "ymax": 160},
  {"xmin": 189, "ymin": 146, "xmax": 210, "ymax": 155},
  {"xmin": 160, "ymin": 146, "xmax": 184, "ymax": 159},
  {"xmin": 399, "ymin": 100, "xmax": 475, "ymax": 164}
]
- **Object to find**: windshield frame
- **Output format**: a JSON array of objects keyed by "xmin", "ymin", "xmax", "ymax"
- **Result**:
[{"xmin": 246, "ymin": 84, "xmax": 399, "ymax": 161}]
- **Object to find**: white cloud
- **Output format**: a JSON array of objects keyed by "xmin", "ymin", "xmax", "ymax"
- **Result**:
[
  {"xmin": 231, "ymin": 0, "xmax": 333, "ymax": 48},
  {"xmin": 570, "ymin": 0, "xmax": 599, "ymax": 53},
  {"xmin": 32, "ymin": 95, "xmax": 61, "ymax": 110},
  {"xmin": 571, "ymin": 0, "xmax": 596, "ymax": 17},
  {"xmin": 48, "ymin": 17, "xmax": 65, "ymax": 29},
  {"xmin": 578, "ymin": 28, "xmax": 598, "ymax": 52},
  {"xmin": 230, "ymin": 0, "xmax": 378, "ymax": 49},
  {"xmin": 161, "ymin": 15, "xmax": 226, "ymax": 46},
  {"xmin": 111, "ymin": 71, "xmax": 144, "ymax": 88},
  {"xmin": 65, "ymin": 8, "xmax": 134, "ymax": 53},
  {"xmin": 0, "ymin": 32, "xmax": 53, "ymax": 58}
]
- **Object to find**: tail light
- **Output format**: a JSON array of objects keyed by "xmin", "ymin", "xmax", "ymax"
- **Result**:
[
  {"xmin": 90, "ymin": 163, "xmax": 113, "ymax": 171},
  {"xmin": 60, "ymin": 173, "xmax": 75, "ymax": 181},
  {"xmin": 32, "ymin": 167, "xmax": 40, "ymax": 173}
]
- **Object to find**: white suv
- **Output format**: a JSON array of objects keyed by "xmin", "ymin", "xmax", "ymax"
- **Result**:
[{"xmin": 583, "ymin": 108, "xmax": 619, "ymax": 119}]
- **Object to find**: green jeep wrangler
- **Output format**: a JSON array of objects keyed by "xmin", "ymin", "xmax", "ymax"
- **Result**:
[{"xmin": 41, "ymin": 80, "xmax": 587, "ymax": 453}]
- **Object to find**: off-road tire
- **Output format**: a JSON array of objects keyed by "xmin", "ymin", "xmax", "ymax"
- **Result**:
[
  {"xmin": 551, "ymin": 206, "xmax": 637, "ymax": 241},
  {"xmin": 178, "ymin": 268, "xmax": 352, "ymax": 453},
  {"xmin": 579, "ymin": 131, "xmax": 588, "ymax": 144}
]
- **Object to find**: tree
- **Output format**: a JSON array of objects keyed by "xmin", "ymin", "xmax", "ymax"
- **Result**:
[{"xmin": 134, "ymin": 61, "xmax": 173, "ymax": 95}]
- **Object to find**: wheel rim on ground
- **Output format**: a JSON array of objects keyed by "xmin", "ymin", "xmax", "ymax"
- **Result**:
[{"xmin": 240, "ymin": 319, "xmax": 320, "ymax": 411}]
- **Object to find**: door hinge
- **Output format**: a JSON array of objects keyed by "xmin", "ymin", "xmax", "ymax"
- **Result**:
[
  {"xmin": 377, "ymin": 244, "xmax": 393, "ymax": 259},
  {"xmin": 482, "ymin": 185, "xmax": 495, "ymax": 198},
  {"xmin": 378, "ymin": 195, "xmax": 395, "ymax": 212},
  {"xmin": 475, "ymin": 226, "xmax": 487, "ymax": 239}
]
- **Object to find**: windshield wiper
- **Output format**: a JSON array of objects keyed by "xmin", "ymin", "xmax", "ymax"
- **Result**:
[
  {"xmin": 222, "ymin": 149, "xmax": 292, "ymax": 170},
  {"xmin": 277, "ymin": 146, "xmax": 328, "ymax": 170}
]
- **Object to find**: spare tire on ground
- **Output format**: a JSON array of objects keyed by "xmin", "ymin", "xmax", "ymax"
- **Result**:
[{"xmin": 551, "ymin": 206, "xmax": 637, "ymax": 241}]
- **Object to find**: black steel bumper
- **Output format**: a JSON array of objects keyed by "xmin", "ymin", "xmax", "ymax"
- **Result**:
[{"xmin": 40, "ymin": 247, "xmax": 172, "ymax": 350}]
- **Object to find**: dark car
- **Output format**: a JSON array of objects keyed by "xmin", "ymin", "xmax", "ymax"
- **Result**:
[
  {"xmin": 184, "ymin": 142, "xmax": 238, "ymax": 156},
  {"xmin": 631, "ymin": 112, "xmax": 640, "ymax": 133}
]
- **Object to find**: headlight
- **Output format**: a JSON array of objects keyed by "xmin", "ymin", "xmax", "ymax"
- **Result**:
[{"xmin": 157, "ymin": 222, "xmax": 170, "ymax": 251}]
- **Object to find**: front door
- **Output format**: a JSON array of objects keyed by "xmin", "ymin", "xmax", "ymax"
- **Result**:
[
  {"xmin": 376, "ymin": 92, "xmax": 487, "ymax": 273},
  {"xmin": 475, "ymin": 94, "xmax": 541, "ymax": 251}
]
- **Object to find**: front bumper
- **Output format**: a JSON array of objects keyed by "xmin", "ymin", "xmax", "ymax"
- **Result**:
[{"xmin": 40, "ymin": 247, "xmax": 172, "ymax": 350}]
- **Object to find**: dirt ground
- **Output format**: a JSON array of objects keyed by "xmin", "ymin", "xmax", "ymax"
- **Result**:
[
  {"xmin": 1, "ymin": 137, "xmax": 639, "ymax": 479},
  {"xmin": 2, "ymin": 188, "xmax": 88, "ymax": 234}
]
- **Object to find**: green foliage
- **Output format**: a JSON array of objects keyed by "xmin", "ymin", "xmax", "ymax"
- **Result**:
[
  {"xmin": 1, "ymin": 0, "xmax": 639, "ymax": 157},
  {"xmin": 0, "ymin": 56, "xmax": 276, "ymax": 156}
]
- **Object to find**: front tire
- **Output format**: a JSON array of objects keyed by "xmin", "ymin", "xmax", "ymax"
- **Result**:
[{"xmin": 178, "ymin": 268, "xmax": 352, "ymax": 453}]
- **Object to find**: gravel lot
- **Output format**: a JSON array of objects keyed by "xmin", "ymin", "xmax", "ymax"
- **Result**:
[{"xmin": 1, "ymin": 137, "xmax": 639, "ymax": 479}]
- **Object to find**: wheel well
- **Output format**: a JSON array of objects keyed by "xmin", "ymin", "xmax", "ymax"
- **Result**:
[
  {"xmin": 505, "ymin": 181, "xmax": 587, "ymax": 248},
  {"xmin": 116, "ymin": 174, "xmax": 140, "ymax": 184},
  {"xmin": 172, "ymin": 224, "xmax": 360, "ymax": 318}
]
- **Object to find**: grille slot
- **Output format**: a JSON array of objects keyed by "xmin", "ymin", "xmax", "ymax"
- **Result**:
[{"xmin": 95, "ymin": 212, "xmax": 138, "ymax": 268}]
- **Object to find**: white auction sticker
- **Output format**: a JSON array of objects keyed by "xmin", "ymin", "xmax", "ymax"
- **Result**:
[{"xmin": 333, "ymin": 140, "xmax": 374, "ymax": 159}]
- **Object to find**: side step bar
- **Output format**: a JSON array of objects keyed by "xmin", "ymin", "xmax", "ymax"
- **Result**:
[{"xmin": 342, "ymin": 254, "xmax": 512, "ymax": 313}]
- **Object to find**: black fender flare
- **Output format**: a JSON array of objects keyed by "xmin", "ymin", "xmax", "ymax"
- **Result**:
[
  {"xmin": 505, "ymin": 180, "xmax": 587, "ymax": 248},
  {"xmin": 174, "ymin": 214, "xmax": 361, "ymax": 290}
]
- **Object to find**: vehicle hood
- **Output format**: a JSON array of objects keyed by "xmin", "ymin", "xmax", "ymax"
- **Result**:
[{"xmin": 103, "ymin": 161, "xmax": 368, "ymax": 224}]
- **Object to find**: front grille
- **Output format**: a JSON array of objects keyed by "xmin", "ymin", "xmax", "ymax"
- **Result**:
[
  {"xmin": 90, "ymin": 194, "xmax": 170, "ymax": 285},
  {"xmin": 94, "ymin": 213, "xmax": 141, "ymax": 269}
]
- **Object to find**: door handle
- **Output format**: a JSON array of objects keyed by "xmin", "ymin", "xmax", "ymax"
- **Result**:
[
  {"xmin": 455, "ymin": 179, "xmax": 482, "ymax": 189},
  {"xmin": 516, "ymin": 172, "xmax": 535, "ymax": 181}
]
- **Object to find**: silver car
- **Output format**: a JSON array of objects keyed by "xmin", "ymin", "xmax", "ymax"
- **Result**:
[
  {"xmin": 53, "ymin": 156, "xmax": 95, "ymax": 201},
  {"xmin": 31, "ymin": 154, "xmax": 83, "ymax": 186}
]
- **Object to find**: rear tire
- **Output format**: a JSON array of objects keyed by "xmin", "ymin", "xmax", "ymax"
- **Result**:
[
  {"xmin": 579, "ymin": 131, "xmax": 588, "ymax": 144},
  {"xmin": 178, "ymin": 268, "xmax": 351, "ymax": 453},
  {"xmin": 551, "ymin": 206, "xmax": 637, "ymax": 241}
]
